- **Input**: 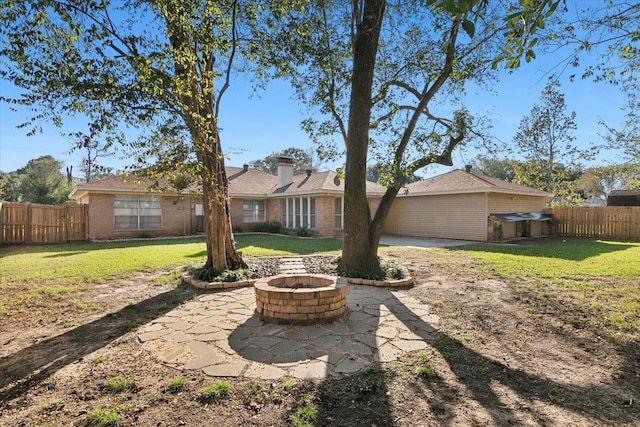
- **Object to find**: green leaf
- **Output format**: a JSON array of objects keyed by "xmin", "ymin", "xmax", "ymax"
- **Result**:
[{"xmin": 462, "ymin": 19, "xmax": 475, "ymax": 38}]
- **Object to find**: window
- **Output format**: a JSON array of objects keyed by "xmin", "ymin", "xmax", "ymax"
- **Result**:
[
  {"xmin": 281, "ymin": 197, "xmax": 315, "ymax": 229},
  {"xmin": 334, "ymin": 197, "xmax": 343, "ymax": 229},
  {"xmin": 114, "ymin": 195, "xmax": 161, "ymax": 230},
  {"xmin": 242, "ymin": 200, "xmax": 265, "ymax": 222}
]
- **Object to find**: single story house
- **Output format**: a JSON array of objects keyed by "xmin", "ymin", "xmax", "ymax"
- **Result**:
[
  {"xmin": 68, "ymin": 157, "xmax": 384, "ymax": 240},
  {"xmin": 69, "ymin": 160, "xmax": 551, "ymax": 242},
  {"xmin": 381, "ymin": 166, "xmax": 553, "ymax": 241}
]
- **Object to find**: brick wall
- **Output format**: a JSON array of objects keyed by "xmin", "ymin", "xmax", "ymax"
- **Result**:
[{"xmin": 86, "ymin": 193, "xmax": 201, "ymax": 240}]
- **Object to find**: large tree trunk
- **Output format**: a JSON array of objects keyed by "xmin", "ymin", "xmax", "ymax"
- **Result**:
[
  {"xmin": 337, "ymin": 0, "xmax": 386, "ymax": 279},
  {"xmin": 200, "ymin": 138, "xmax": 247, "ymax": 274}
]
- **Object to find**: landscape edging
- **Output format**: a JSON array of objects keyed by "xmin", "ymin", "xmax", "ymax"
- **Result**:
[{"xmin": 182, "ymin": 273, "xmax": 414, "ymax": 290}]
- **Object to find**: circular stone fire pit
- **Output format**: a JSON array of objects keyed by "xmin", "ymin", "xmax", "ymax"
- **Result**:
[{"xmin": 254, "ymin": 274, "xmax": 347, "ymax": 325}]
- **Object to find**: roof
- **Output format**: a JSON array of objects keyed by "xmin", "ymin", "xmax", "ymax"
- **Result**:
[
  {"xmin": 609, "ymin": 189, "xmax": 640, "ymax": 197},
  {"xmin": 403, "ymin": 169, "xmax": 552, "ymax": 197},
  {"xmin": 69, "ymin": 167, "xmax": 385, "ymax": 200},
  {"xmin": 69, "ymin": 167, "xmax": 548, "ymax": 201},
  {"xmin": 273, "ymin": 171, "xmax": 385, "ymax": 196}
]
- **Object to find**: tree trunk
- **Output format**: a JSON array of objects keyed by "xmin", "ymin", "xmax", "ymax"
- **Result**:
[
  {"xmin": 337, "ymin": 0, "xmax": 386, "ymax": 279},
  {"xmin": 199, "ymin": 138, "xmax": 246, "ymax": 274}
]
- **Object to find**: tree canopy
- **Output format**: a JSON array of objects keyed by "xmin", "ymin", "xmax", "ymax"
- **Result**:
[
  {"xmin": 0, "ymin": 155, "xmax": 70, "ymax": 204},
  {"xmin": 256, "ymin": 0, "xmax": 562, "ymax": 277},
  {"xmin": 0, "ymin": 0, "xmax": 255, "ymax": 272},
  {"xmin": 249, "ymin": 147, "xmax": 320, "ymax": 175}
]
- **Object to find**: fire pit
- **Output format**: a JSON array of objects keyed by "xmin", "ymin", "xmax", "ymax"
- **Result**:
[{"xmin": 254, "ymin": 274, "xmax": 347, "ymax": 325}]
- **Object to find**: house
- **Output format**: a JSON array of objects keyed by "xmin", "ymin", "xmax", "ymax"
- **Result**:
[
  {"xmin": 68, "ymin": 157, "xmax": 385, "ymax": 240},
  {"xmin": 381, "ymin": 166, "xmax": 552, "ymax": 241},
  {"xmin": 69, "ymin": 160, "xmax": 551, "ymax": 242}
]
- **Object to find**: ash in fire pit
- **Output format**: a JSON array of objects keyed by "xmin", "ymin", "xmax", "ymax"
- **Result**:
[{"xmin": 254, "ymin": 274, "xmax": 347, "ymax": 325}]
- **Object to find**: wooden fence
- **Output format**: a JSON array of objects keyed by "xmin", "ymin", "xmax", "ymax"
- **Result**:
[
  {"xmin": 546, "ymin": 206, "xmax": 640, "ymax": 240},
  {"xmin": 0, "ymin": 202, "xmax": 88, "ymax": 245}
]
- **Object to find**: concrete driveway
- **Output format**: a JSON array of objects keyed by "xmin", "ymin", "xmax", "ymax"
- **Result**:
[{"xmin": 380, "ymin": 235, "xmax": 476, "ymax": 248}]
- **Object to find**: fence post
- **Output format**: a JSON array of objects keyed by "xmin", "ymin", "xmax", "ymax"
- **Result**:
[{"xmin": 0, "ymin": 202, "xmax": 3, "ymax": 245}]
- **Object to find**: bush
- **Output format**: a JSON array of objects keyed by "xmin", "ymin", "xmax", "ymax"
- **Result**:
[
  {"xmin": 381, "ymin": 258, "xmax": 408, "ymax": 280},
  {"xmin": 189, "ymin": 265, "xmax": 251, "ymax": 282},
  {"xmin": 294, "ymin": 225, "xmax": 311, "ymax": 237},
  {"xmin": 251, "ymin": 221, "xmax": 281, "ymax": 233}
]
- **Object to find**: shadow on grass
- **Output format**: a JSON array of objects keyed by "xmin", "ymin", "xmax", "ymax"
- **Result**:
[
  {"xmin": 0, "ymin": 285, "xmax": 198, "ymax": 407},
  {"xmin": 456, "ymin": 237, "xmax": 638, "ymax": 261},
  {"xmin": 315, "ymin": 287, "xmax": 637, "ymax": 425}
]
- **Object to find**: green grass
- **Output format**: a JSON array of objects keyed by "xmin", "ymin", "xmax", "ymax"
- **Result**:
[
  {"xmin": 166, "ymin": 377, "xmax": 187, "ymax": 394},
  {"xmin": 290, "ymin": 404, "xmax": 317, "ymax": 427},
  {"xmin": 103, "ymin": 376, "xmax": 136, "ymax": 394},
  {"xmin": 457, "ymin": 238, "xmax": 640, "ymax": 279},
  {"xmin": 198, "ymin": 381, "xmax": 233, "ymax": 403},
  {"xmin": 85, "ymin": 409, "xmax": 121, "ymax": 427},
  {"xmin": 0, "ymin": 234, "xmax": 340, "ymax": 323},
  {"xmin": 456, "ymin": 238, "xmax": 640, "ymax": 338}
]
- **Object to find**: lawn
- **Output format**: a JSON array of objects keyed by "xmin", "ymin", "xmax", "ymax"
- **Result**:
[
  {"xmin": 0, "ymin": 234, "xmax": 341, "ymax": 323},
  {"xmin": 2, "ymin": 235, "xmax": 639, "ymax": 426},
  {"xmin": 456, "ymin": 237, "xmax": 640, "ymax": 339}
]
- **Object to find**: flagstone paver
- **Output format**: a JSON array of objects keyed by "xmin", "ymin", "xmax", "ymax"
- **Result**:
[{"xmin": 139, "ymin": 257, "xmax": 441, "ymax": 380}]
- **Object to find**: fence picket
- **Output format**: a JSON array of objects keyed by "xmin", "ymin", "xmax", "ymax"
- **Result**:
[
  {"xmin": 1, "ymin": 202, "xmax": 88, "ymax": 244},
  {"xmin": 547, "ymin": 206, "xmax": 640, "ymax": 240}
]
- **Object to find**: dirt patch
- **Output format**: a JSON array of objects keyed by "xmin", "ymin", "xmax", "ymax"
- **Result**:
[{"xmin": 1, "ymin": 252, "xmax": 638, "ymax": 426}]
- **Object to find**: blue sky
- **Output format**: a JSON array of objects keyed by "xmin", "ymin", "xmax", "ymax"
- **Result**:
[{"xmin": 0, "ymin": 18, "xmax": 628, "ymax": 177}]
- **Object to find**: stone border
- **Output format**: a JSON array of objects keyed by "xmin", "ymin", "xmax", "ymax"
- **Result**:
[
  {"xmin": 183, "ymin": 273, "xmax": 414, "ymax": 290},
  {"xmin": 181, "ymin": 273, "xmax": 255, "ymax": 290},
  {"xmin": 342, "ymin": 276, "xmax": 414, "ymax": 288}
]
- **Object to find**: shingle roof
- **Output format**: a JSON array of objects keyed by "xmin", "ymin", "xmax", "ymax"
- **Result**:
[
  {"xmin": 273, "ymin": 171, "xmax": 385, "ymax": 195},
  {"xmin": 404, "ymin": 169, "xmax": 551, "ymax": 197},
  {"xmin": 69, "ymin": 167, "xmax": 385, "ymax": 199}
]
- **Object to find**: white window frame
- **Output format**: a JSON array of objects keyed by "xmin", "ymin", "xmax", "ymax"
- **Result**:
[
  {"xmin": 281, "ymin": 197, "xmax": 315, "ymax": 229},
  {"xmin": 242, "ymin": 199, "xmax": 265, "ymax": 223},
  {"xmin": 334, "ymin": 196, "xmax": 343, "ymax": 229},
  {"xmin": 114, "ymin": 194, "xmax": 162, "ymax": 230}
]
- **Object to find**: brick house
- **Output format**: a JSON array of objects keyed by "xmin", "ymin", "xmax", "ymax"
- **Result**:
[
  {"xmin": 69, "ymin": 160, "xmax": 551, "ymax": 242},
  {"xmin": 68, "ymin": 157, "xmax": 384, "ymax": 240}
]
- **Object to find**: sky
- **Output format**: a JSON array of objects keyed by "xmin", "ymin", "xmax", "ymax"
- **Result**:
[{"xmin": 0, "ymin": 8, "xmax": 630, "ymax": 178}]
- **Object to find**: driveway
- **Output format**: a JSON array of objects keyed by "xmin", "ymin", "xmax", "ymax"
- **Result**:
[{"xmin": 380, "ymin": 234, "xmax": 476, "ymax": 248}]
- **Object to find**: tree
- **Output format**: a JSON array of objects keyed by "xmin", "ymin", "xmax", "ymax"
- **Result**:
[
  {"xmin": 258, "ymin": 0, "xmax": 561, "ymax": 277},
  {"xmin": 366, "ymin": 162, "xmax": 420, "ymax": 186},
  {"xmin": 576, "ymin": 163, "xmax": 640, "ymax": 201},
  {"xmin": 552, "ymin": 2, "xmax": 640, "ymax": 164},
  {"xmin": 469, "ymin": 155, "xmax": 516, "ymax": 181},
  {"xmin": 67, "ymin": 130, "xmax": 115, "ymax": 183},
  {"xmin": 512, "ymin": 80, "xmax": 595, "ymax": 203},
  {"xmin": 0, "ymin": 171, "xmax": 22, "ymax": 201},
  {"xmin": 15, "ymin": 155, "xmax": 69, "ymax": 204},
  {"xmin": 249, "ymin": 147, "xmax": 320, "ymax": 175},
  {"xmin": 0, "ymin": 1, "xmax": 253, "ymax": 273}
]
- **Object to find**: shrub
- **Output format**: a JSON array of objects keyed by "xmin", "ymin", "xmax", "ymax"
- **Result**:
[
  {"xmin": 199, "ymin": 381, "xmax": 233, "ymax": 403},
  {"xmin": 381, "ymin": 258, "xmax": 408, "ymax": 280},
  {"xmin": 251, "ymin": 221, "xmax": 281, "ymax": 233},
  {"xmin": 294, "ymin": 226, "xmax": 311, "ymax": 237},
  {"xmin": 189, "ymin": 265, "xmax": 250, "ymax": 282}
]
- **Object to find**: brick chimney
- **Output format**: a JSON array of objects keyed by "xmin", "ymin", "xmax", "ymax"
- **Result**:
[{"xmin": 277, "ymin": 156, "xmax": 294, "ymax": 188}]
